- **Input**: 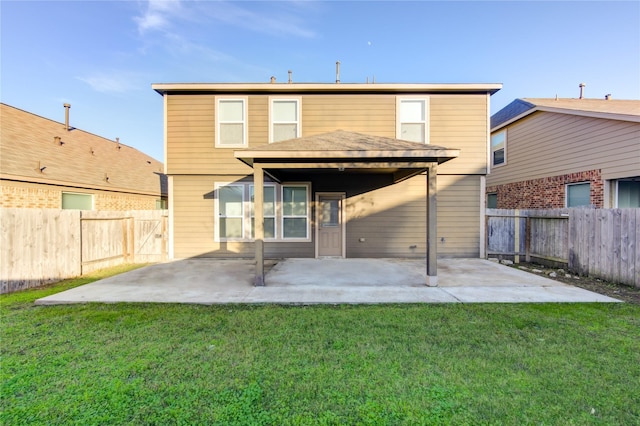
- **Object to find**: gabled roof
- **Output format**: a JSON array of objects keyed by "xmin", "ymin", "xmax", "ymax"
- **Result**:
[
  {"xmin": 491, "ymin": 98, "xmax": 640, "ymax": 131},
  {"xmin": 0, "ymin": 103, "xmax": 165, "ymax": 196}
]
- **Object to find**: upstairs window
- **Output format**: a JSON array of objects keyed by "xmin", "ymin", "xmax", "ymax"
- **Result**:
[
  {"xmin": 397, "ymin": 98, "xmax": 428, "ymax": 143},
  {"xmin": 270, "ymin": 98, "xmax": 300, "ymax": 143},
  {"xmin": 491, "ymin": 130, "xmax": 506, "ymax": 167},
  {"xmin": 216, "ymin": 98, "xmax": 247, "ymax": 147}
]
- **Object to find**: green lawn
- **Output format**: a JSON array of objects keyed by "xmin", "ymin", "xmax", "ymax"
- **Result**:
[{"xmin": 2, "ymin": 267, "xmax": 639, "ymax": 425}]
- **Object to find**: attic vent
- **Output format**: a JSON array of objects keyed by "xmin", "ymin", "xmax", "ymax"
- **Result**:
[
  {"xmin": 605, "ymin": 94, "xmax": 612, "ymax": 100},
  {"xmin": 54, "ymin": 136, "xmax": 64, "ymax": 145}
]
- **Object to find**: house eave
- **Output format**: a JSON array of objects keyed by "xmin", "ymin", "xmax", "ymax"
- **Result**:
[{"xmin": 152, "ymin": 82, "xmax": 502, "ymax": 96}]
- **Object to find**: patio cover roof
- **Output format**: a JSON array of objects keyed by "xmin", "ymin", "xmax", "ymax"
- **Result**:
[{"xmin": 234, "ymin": 130, "xmax": 460, "ymax": 182}]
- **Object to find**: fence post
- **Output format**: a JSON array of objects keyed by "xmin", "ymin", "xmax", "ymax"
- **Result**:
[
  {"xmin": 484, "ymin": 214, "xmax": 490, "ymax": 259},
  {"xmin": 525, "ymin": 217, "xmax": 531, "ymax": 263},
  {"xmin": 514, "ymin": 209, "xmax": 520, "ymax": 264}
]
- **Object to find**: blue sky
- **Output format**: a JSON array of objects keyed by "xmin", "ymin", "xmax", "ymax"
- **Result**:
[{"xmin": 2, "ymin": 1, "xmax": 639, "ymax": 162}]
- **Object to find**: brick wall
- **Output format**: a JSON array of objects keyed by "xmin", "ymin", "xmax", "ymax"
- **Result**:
[
  {"xmin": 0, "ymin": 182, "xmax": 159, "ymax": 210},
  {"xmin": 487, "ymin": 169, "xmax": 603, "ymax": 209},
  {"xmin": 0, "ymin": 184, "xmax": 60, "ymax": 208}
]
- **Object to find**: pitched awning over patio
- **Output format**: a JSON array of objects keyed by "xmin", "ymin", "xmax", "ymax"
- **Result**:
[
  {"xmin": 235, "ymin": 130, "xmax": 460, "ymax": 182},
  {"xmin": 234, "ymin": 130, "xmax": 461, "ymax": 287}
]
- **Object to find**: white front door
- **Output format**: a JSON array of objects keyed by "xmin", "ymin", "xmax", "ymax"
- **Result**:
[{"xmin": 316, "ymin": 193, "xmax": 345, "ymax": 257}]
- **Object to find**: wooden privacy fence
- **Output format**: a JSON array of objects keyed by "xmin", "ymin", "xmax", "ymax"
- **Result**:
[
  {"xmin": 486, "ymin": 208, "xmax": 640, "ymax": 288},
  {"xmin": 1, "ymin": 209, "xmax": 168, "ymax": 293}
]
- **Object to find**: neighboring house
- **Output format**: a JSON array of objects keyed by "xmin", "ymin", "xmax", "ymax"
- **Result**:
[
  {"xmin": 0, "ymin": 103, "xmax": 167, "ymax": 210},
  {"xmin": 487, "ymin": 98, "xmax": 640, "ymax": 209},
  {"xmin": 152, "ymin": 81, "xmax": 501, "ymax": 285}
]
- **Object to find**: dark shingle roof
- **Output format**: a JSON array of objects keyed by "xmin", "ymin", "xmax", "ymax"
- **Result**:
[
  {"xmin": 0, "ymin": 103, "xmax": 165, "ymax": 196},
  {"xmin": 491, "ymin": 98, "xmax": 640, "ymax": 130}
]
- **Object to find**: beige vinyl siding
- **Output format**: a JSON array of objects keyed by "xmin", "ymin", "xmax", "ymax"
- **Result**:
[
  {"xmin": 301, "ymin": 95, "xmax": 396, "ymax": 137},
  {"xmin": 166, "ymin": 95, "xmax": 261, "ymax": 176},
  {"xmin": 437, "ymin": 174, "xmax": 482, "ymax": 257},
  {"xmin": 488, "ymin": 112, "xmax": 640, "ymax": 186},
  {"xmin": 430, "ymin": 95, "xmax": 489, "ymax": 175},
  {"xmin": 171, "ymin": 175, "xmax": 314, "ymax": 259},
  {"xmin": 167, "ymin": 93, "xmax": 490, "ymax": 177},
  {"xmin": 345, "ymin": 174, "xmax": 481, "ymax": 258},
  {"xmin": 346, "ymin": 175, "xmax": 426, "ymax": 258}
]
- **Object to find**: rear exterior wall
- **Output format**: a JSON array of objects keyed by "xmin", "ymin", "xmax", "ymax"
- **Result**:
[{"xmin": 166, "ymin": 92, "xmax": 489, "ymax": 259}]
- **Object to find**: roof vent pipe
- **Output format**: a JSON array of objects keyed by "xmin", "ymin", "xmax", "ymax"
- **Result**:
[
  {"xmin": 605, "ymin": 94, "xmax": 611, "ymax": 100},
  {"xmin": 63, "ymin": 103, "xmax": 71, "ymax": 131},
  {"xmin": 336, "ymin": 61, "xmax": 340, "ymax": 84},
  {"xmin": 579, "ymin": 83, "xmax": 586, "ymax": 99},
  {"xmin": 288, "ymin": 70, "xmax": 292, "ymax": 84}
]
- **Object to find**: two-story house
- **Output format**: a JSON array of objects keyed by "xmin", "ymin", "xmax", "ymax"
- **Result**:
[
  {"xmin": 152, "ymin": 81, "xmax": 501, "ymax": 285},
  {"xmin": 487, "ymin": 98, "xmax": 640, "ymax": 209}
]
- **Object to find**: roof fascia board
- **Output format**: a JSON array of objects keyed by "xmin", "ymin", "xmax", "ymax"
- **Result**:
[
  {"xmin": 152, "ymin": 83, "xmax": 502, "ymax": 96},
  {"xmin": 235, "ymin": 148, "xmax": 461, "ymax": 160}
]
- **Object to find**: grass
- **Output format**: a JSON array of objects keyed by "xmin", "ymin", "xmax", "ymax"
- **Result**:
[{"xmin": 1, "ymin": 267, "xmax": 639, "ymax": 425}]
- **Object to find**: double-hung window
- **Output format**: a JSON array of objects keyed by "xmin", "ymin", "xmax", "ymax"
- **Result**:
[
  {"xmin": 270, "ymin": 98, "xmax": 300, "ymax": 143},
  {"xmin": 397, "ymin": 98, "xmax": 429, "ymax": 143},
  {"xmin": 216, "ymin": 183, "xmax": 310, "ymax": 241},
  {"xmin": 217, "ymin": 185, "xmax": 244, "ymax": 239},
  {"xmin": 250, "ymin": 185, "xmax": 276, "ymax": 239},
  {"xmin": 216, "ymin": 98, "xmax": 247, "ymax": 147},
  {"xmin": 282, "ymin": 185, "xmax": 309, "ymax": 239},
  {"xmin": 491, "ymin": 130, "xmax": 506, "ymax": 167}
]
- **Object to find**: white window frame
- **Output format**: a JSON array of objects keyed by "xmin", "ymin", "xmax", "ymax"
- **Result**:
[
  {"xmin": 61, "ymin": 192, "xmax": 94, "ymax": 210},
  {"xmin": 396, "ymin": 96, "xmax": 430, "ymax": 144},
  {"xmin": 565, "ymin": 182, "xmax": 591, "ymax": 208},
  {"xmin": 491, "ymin": 130, "xmax": 507, "ymax": 168},
  {"xmin": 249, "ymin": 184, "xmax": 277, "ymax": 240},
  {"xmin": 281, "ymin": 183, "xmax": 311, "ymax": 241},
  {"xmin": 215, "ymin": 183, "xmax": 245, "ymax": 242},
  {"xmin": 214, "ymin": 182, "xmax": 311, "ymax": 242},
  {"xmin": 215, "ymin": 97, "xmax": 248, "ymax": 148},
  {"xmin": 269, "ymin": 97, "xmax": 301, "ymax": 143}
]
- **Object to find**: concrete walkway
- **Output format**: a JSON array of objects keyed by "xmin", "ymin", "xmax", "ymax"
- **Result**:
[{"xmin": 35, "ymin": 258, "xmax": 621, "ymax": 305}]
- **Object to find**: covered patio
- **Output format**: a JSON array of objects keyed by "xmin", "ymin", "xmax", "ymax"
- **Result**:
[{"xmin": 234, "ymin": 130, "xmax": 460, "ymax": 287}]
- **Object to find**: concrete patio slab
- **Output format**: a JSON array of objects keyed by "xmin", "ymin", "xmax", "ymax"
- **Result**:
[{"xmin": 35, "ymin": 258, "xmax": 621, "ymax": 305}]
